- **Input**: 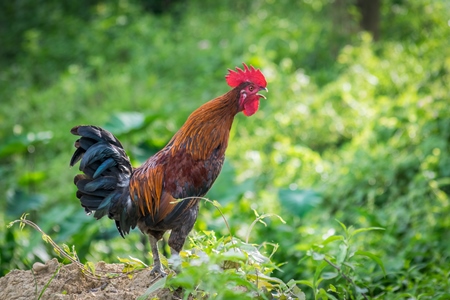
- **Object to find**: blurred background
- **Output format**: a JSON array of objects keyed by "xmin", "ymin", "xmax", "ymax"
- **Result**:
[{"xmin": 1, "ymin": 0, "xmax": 449, "ymax": 298}]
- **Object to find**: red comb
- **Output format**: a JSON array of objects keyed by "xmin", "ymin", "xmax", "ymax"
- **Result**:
[{"xmin": 225, "ymin": 63, "xmax": 267, "ymax": 88}]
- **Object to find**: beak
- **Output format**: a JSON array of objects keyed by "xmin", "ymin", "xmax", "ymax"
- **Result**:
[{"xmin": 258, "ymin": 86, "xmax": 268, "ymax": 99}]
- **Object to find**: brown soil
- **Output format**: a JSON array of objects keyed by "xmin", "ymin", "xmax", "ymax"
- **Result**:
[{"xmin": 0, "ymin": 258, "xmax": 179, "ymax": 300}]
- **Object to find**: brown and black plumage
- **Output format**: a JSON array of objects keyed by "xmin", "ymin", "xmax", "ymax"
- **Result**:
[{"xmin": 69, "ymin": 64, "xmax": 268, "ymax": 276}]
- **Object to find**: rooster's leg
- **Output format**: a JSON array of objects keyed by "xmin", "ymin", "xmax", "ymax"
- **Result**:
[
  {"xmin": 148, "ymin": 235, "xmax": 167, "ymax": 277},
  {"xmin": 168, "ymin": 205, "xmax": 199, "ymax": 255}
]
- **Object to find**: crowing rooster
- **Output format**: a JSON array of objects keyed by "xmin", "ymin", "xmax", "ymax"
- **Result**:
[{"xmin": 69, "ymin": 63, "xmax": 267, "ymax": 276}]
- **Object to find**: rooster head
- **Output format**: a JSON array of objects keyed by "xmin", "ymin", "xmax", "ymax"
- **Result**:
[{"xmin": 226, "ymin": 63, "xmax": 268, "ymax": 116}]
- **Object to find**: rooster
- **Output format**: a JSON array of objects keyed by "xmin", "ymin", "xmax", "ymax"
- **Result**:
[{"xmin": 69, "ymin": 63, "xmax": 267, "ymax": 276}]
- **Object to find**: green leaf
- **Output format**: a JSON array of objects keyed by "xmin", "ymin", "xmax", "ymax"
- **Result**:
[
  {"xmin": 295, "ymin": 280, "xmax": 314, "ymax": 290},
  {"xmin": 240, "ymin": 244, "xmax": 269, "ymax": 264},
  {"xmin": 312, "ymin": 252, "xmax": 325, "ymax": 261},
  {"xmin": 117, "ymin": 256, "xmax": 132, "ymax": 264},
  {"xmin": 337, "ymin": 243, "xmax": 348, "ymax": 264},
  {"xmin": 351, "ymin": 227, "xmax": 385, "ymax": 237},
  {"xmin": 62, "ymin": 244, "xmax": 71, "ymax": 253},
  {"xmin": 335, "ymin": 220, "xmax": 348, "ymax": 235},
  {"xmin": 321, "ymin": 235, "xmax": 344, "ymax": 246},
  {"xmin": 314, "ymin": 261, "xmax": 329, "ymax": 286},
  {"xmin": 128, "ymin": 256, "xmax": 148, "ymax": 268},
  {"xmin": 219, "ymin": 250, "xmax": 247, "ymax": 262},
  {"xmin": 355, "ymin": 250, "xmax": 386, "ymax": 275},
  {"xmin": 291, "ymin": 285, "xmax": 306, "ymax": 300},
  {"xmin": 322, "ymin": 272, "xmax": 339, "ymax": 280},
  {"xmin": 355, "ymin": 285, "xmax": 369, "ymax": 294},
  {"xmin": 318, "ymin": 288, "xmax": 330, "ymax": 300},
  {"xmin": 85, "ymin": 261, "xmax": 96, "ymax": 276},
  {"xmin": 325, "ymin": 292, "xmax": 339, "ymax": 300},
  {"xmin": 342, "ymin": 261, "xmax": 356, "ymax": 271},
  {"xmin": 247, "ymin": 272, "xmax": 286, "ymax": 287}
]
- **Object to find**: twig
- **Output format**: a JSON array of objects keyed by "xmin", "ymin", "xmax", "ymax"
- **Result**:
[
  {"xmin": 8, "ymin": 216, "xmax": 85, "ymax": 268},
  {"xmin": 7, "ymin": 214, "xmax": 147, "ymax": 281}
]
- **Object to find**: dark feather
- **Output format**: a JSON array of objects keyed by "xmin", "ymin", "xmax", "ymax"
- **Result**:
[
  {"xmin": 70, "ymin": 125, "xmax": 135, "ymax": 237},
  {"xmin": 70, "ymin": 147, "xmax": 85, "ymax": 167},
  {"xmin": 93, "ymin": 193, "xmax": 116, "ymax": 219},
  {"xmin": 73, "ymin": 125, "xmax": 123, "ymax": 148},
  {"xmin": 93, "ymin": 158, "xmax": 117, "ymax": 178},
  {"xmin": 85, "ymin": 176, "xmax": 117, "ymax": 192},
  {"xmin": 80, "ymin": 195, "xmax": 104, "ymax": 210},
  {"xmin": 77, "ymin": 137, "xmax": 96, "ymax": 150}
]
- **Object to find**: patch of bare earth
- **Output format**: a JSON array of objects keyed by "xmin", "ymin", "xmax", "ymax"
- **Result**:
[{"xmin": 0, "ymin": 258, "xmax": 178, "ymax": 300}]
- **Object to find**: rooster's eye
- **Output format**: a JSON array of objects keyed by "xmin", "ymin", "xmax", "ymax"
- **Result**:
[{"xmin": 249, "ymin": 86, "xmax": 254, "ymax": 92}]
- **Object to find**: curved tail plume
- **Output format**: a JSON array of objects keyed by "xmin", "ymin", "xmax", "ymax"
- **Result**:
[{"xmin": 70, "ymin": 125, "xmax": 137, "ymax": 237}]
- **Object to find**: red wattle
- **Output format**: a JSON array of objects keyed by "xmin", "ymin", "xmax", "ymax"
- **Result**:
[{"xmin": 243, "ymin": 99, "xmax": 259, "ymax": 116}]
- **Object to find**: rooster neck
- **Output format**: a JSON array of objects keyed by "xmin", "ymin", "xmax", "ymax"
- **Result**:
[{"xmin": 169, "ymin": 89, "xmax": 240, "ymax": 160}]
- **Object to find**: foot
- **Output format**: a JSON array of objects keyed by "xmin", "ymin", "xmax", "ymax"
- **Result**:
[
  {"xmin": 150, "ymin": 263, "xmax": 167, "ymax": 277},
  {"xmin": 148, "ymin": 235, "xmax": 167, "ymax": 277}
]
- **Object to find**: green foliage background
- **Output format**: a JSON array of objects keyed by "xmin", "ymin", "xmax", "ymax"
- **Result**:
[{"xmin": 1, "ymin": 0, "xmax": 449, "ymax": 298}]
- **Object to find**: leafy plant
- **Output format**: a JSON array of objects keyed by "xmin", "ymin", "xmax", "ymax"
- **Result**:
[
  {"xmin": 296, "ymin": 221, "xmax": 385, "ymax": 300},
  {"xmin": 8, "ymin": 213, "xmax": 307, "ymax": 299}
]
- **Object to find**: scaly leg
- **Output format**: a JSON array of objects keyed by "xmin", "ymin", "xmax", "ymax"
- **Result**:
[{"xmin": 148, "ymin": 235, "xmax": 167, "ymax": 277}]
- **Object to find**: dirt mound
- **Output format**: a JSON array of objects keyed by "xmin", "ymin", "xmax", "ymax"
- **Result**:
[{"xmin": 0, "ymin": 258, "xmax": 176, "ymax": 300}]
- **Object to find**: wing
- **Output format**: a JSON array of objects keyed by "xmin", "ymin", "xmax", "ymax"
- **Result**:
[{"xmin": 129, "ymin": 146, "xmax": 224, "ymax": 227}]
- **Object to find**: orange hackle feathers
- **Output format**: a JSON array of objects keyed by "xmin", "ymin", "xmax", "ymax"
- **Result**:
[
  {"xmin": 130, "ymin": 164, "xmax": 164, "ymax": 218},
  {"xmin": 225, "ymin": 63, "xmax": 267, "ymax": 88},
  {"xmin": 169, "ymin": 93, "xmax": 236, "ymax": 160}
]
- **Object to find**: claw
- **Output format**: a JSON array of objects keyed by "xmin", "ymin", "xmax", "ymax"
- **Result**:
[
  {"xmin": 148, "ymin": 235, "xmax": 167, "ymax": 277},
  {"xmin": 150, "ymin": 263, "xmax": 167, "ymax": 277}
]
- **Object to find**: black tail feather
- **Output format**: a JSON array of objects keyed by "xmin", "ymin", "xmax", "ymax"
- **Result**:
[
  {"xmin": 84, "ymin": 176, "xmax": 117, "ymax": 192},
  {"xmin": 71, "ymin": 125, "xmax": 123, "ymax": 147},
  {"xmin": 70, "ymin": 125, "xmax": 137, "ymax": 236}
]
